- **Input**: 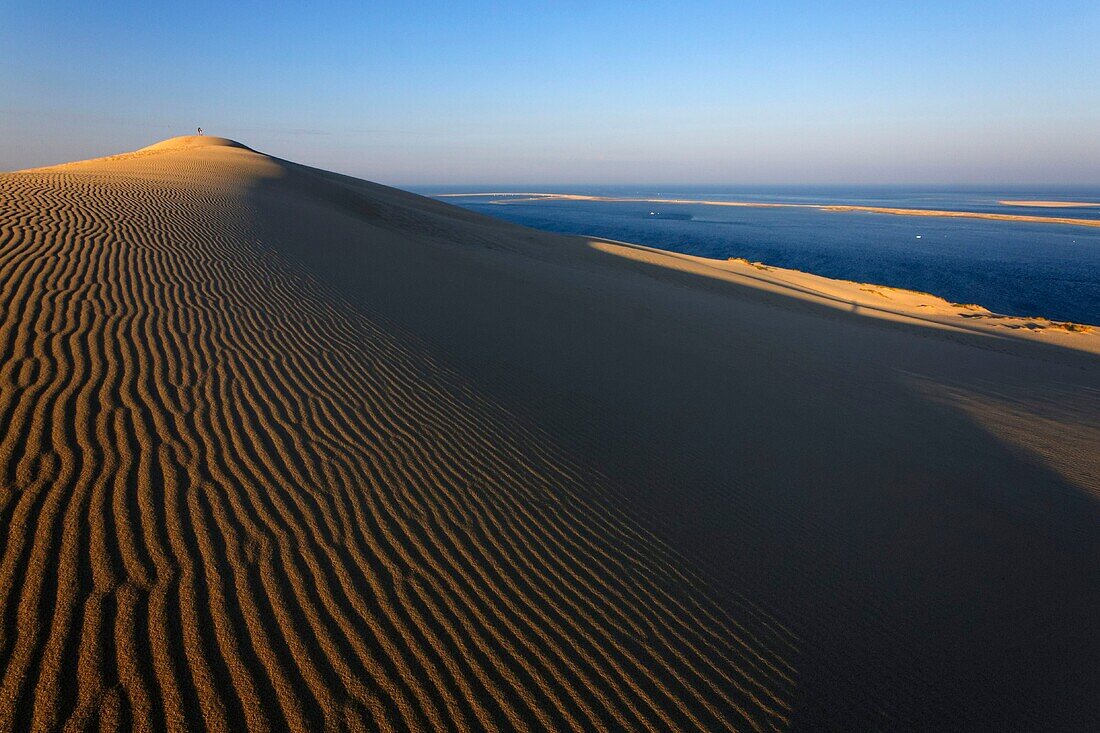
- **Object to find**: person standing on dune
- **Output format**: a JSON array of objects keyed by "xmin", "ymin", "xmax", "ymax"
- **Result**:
[{"xmin": 197, "ymin": 126, "xmax": 203, "ymax": 135}]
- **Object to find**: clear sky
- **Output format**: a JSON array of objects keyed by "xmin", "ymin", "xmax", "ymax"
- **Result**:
[{"xmin": 2, "ymin": 1, "xmax": 1098, "ymax": 185}]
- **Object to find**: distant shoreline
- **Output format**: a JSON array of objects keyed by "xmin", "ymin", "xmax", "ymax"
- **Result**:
[
  {"xmin": 999, "ymin": 199, "xmax": 1100, "ymax": 208},
  {"xmin": 440, "ymin": 193, "xmax": 1100, "ymax": 229}
]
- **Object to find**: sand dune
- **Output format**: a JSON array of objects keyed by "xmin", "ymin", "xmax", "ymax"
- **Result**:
[{"xmin": 1, "ymin": 136, "xmax": 1098, "ymax": 730}]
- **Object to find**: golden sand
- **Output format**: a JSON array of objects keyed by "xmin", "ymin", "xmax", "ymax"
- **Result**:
[{"xmin": 1, "ymin": 137, "xmax": 1098, "ymax": 730}]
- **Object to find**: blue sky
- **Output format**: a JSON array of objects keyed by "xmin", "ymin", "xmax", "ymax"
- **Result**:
[{"xmin": 1, "ymin": 1, "xmax": 1098, "ymax": 184}]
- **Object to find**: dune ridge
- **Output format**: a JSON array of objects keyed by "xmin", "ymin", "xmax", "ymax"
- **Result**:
[
  {"xmin": 0, "ymin": 138, "xmax": 795, "ymax": 730},
  {"xmin": 1, "ymin": 137, "xmax": 1098, "ymax": 730}
]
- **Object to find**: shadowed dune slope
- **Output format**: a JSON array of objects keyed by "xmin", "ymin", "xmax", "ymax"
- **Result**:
[{"xmin": 1, "ymin": 137, "xmax": 1098, "ymax": 730}]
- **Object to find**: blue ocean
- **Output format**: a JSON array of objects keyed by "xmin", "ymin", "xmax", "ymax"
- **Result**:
[{"xmin": 421, "ymin": 186, "xmax": 1100, "ymax": 325}]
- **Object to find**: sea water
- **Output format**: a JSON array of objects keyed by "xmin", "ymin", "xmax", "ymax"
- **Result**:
[{"xmin": 421, "ymin": 186, "xmax": 1100, "ymax": 325}]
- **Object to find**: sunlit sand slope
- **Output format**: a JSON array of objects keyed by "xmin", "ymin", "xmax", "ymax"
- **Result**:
[
  {"xmin": 1, "ymin": 137, "xmax": 1097, "ymax": 730},
  {"xmin": 0, "ymin": 138, "xmax": 794, "ymax": 730}
]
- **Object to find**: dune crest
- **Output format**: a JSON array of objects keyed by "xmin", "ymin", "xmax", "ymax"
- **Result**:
[
  {"xmin": 138, "ymin": 135, "xmax": 253, "ymax": 152},
  {"xmin": 1, "ymin": 139, "xmax": 1098, "ymax": 730}
]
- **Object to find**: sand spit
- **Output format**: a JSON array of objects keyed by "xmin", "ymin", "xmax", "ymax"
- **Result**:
[
  {"xmin": 1000, "ymin": 200, "xmax": 1100, "ymax": 208},
  {"xmin": 442, "ymin": 192, "xmax": 1100, "ymax": 229},
  {"xmin": 1, "ymin": 137, "xmax": 1098, "ymax": 730}
]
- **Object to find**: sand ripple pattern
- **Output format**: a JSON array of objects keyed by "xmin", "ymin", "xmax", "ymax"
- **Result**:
[{"xmin": 0, "ymin": 150, "xmax": 794, "ymax": 730}]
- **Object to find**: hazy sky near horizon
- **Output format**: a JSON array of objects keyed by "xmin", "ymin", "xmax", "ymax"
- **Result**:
[{"xmin": 2, "ymin": 1, "xmax": 1098, "ymax": 185}]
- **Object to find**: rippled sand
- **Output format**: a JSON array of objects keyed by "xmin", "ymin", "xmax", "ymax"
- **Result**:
[{"xmin": 1, "ymin": 137, "xmax": 1097, "ymax": 730}]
